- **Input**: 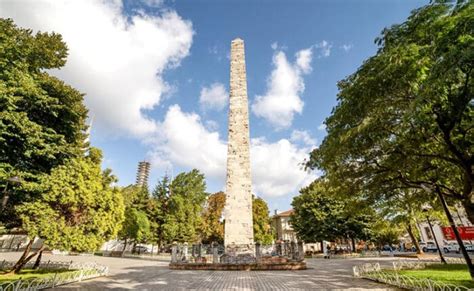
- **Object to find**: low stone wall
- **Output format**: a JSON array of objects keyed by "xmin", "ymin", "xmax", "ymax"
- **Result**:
[{"xmin": 169, "ymin": 261, "xmax": 306, "ymax": 271}]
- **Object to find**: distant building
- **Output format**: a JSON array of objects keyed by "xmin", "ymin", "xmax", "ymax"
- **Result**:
[
  {"xmin": 417, "ymin": 203, "xmax": 473, "ymax": 248},
  {"xmin": 272, "ymin": 209, "xmax": 321, "ymax": 253},
  {"xmin": 135, "ymin": 161, "xmax": 150, "ymax": 187},
  {"xmin": 272, "ymin": 209, "xmax": 297, "ymax": 242}
]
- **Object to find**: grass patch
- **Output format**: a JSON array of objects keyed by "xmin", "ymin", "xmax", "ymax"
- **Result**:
[
  {"xmin": 0, "ymin": 268, "xmax": 73, "ymax": 283},
  {"xmin": 394, "ymin": 264, "xmax": 474, "ymax": 288}
]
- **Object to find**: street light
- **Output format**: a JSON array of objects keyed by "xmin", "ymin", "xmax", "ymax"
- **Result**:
[
  {"xmin": 421, "ymin": 203, "xmax": 447, "ymax": 264},
  {"xmin": 1, "ymin": 176, "xmax": 22, "ymax": 211}
]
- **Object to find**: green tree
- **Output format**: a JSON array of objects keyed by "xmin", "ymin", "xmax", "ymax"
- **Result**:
[
  {"xmin": 0, "ymin": 19, "xmax": 88, "ymax": 227},
  {"xmin": 162, "ymin": 169, "xmax": 207, "ymax": 243},
  {"xmin": 147, "ymin": 175, "xmax": 171, "ymax": 250},
  {"xmin": 118, "ymin": 184, "xmax": 151, "ymax": 253},
  {"xmin": 121, "ymin": 184, "xmax": 149, "ymax": 210},
  {"xmin": 119, "ymin": 208, "xmax": 150, "ymax": 254},
  {"xmin": 307, "ymin": 1, "xmax": 474, "ymax": 221},
  {"xmin": 291, "ymin": 179, "xmax": 377, "ymax": 248},
  {"xmin": 291, "ymin": 180, "xmax": 344, "ymax": 243},
  {"xmin": 201, "ymin": 191, "xmax": 225, "ymax": 244},
  {"xmin": 11, "ymin": 149, "xmax": 124, "ymax": 274},
  {"xmin": 252, "ymin": 196, "xmax": 273, "ymax": 245},
  {"xmin": 371, "ymin": 220, "xmax": 403, "ymax": 249}
]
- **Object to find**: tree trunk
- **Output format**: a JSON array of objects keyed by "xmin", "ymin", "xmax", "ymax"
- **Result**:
[
  {"xmin": 32, "ymin": 249, "xmax": 43, "ymax": 269},
  {"xmin": 320, "ymin": 241, "xmax": 324, "ymax": 253},
  {"xmin": 406, "ymin": 223, "xmax": 423, "ymax": 255},
  {"xmin": 351, "ymin": 237, "xmax": 356, "ymax": 253},
  {"xmin": 6, "ymin": 240, "xmax": 44, "ymax": 275}
]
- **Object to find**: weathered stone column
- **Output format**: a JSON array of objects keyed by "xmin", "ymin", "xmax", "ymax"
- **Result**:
[{"xmin": 224, "ymin": 38, "xmax": 254, "ymax": 251}]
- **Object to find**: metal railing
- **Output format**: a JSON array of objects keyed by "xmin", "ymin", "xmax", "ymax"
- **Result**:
[
  {"xmin": 353, "ymin": 260, "xmax": 470, "ymax": 290},
  {"xmin": 170, "ymin": 241, "xmax": 305, "ymax": 264},
  {"xmin": 0, "ymin": 261, "xmax": 108, "ymax": 291}
]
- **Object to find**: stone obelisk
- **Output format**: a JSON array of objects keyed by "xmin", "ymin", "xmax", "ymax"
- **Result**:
[{"xmin": 224, "ymin": 38, "xmax": 254, "ymax": 249}]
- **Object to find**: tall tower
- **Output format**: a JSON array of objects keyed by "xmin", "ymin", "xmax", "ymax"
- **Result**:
[
  {"xmin": 224, "ymin": 38, "xmax": 254, "ymax": 248},
  {"xmin": 136, "ymin": 161, "xmax": 150, "ymax": 187}
]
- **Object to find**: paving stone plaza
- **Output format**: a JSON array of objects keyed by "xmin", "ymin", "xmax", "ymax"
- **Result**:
[{"xmin": 1, "ymin": 252, "xmax": 401, "ymax": 290}]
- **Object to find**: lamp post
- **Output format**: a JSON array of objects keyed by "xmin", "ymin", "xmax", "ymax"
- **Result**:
[
  {"xmin": 1, "ymin": 176, "xmax": 22, "ymax": 211},
  {"xmin": 421, "ymin": 203, "xmax": 446, "ymax": 264}
]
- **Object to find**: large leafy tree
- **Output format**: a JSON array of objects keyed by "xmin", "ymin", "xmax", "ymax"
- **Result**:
[
  {"xmin": 0, "ymin": 18, "xmax": 88, "ymax": 227},
  {"xmin": 201, "ymin": 191, "xmax": 225, "ymax": 244},
  {"xmin": 119, "ymin": 208, "xmax": 150, "ymax": 253},
  {"xmin": 291, "ymin": 179, "xmax": 376, "ymax": 246},
  {"xmin": 307, "ymin": 1, "xmax": 474, "ymax": 221},
  {"xmin": 147, "ymin": 175, "xmax": 171, "ymax": 250},
  {"xmin": 118, "ymin": 184, "xmax": 151, "ymax": 252},
  {"xmin": 162, "ymin": 169, "xmax": 208, "ymax": 243},
  {"xmin": 12, "ymin": 149, "xmax": 125, "ymax": 274},
  {"xmin": 252, "ymin": 196, "xmax": 273, "ymax": 245}
]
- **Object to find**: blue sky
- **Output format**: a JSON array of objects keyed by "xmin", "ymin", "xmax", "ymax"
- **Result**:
[{"xmin": 1, "ymin": 0, "xmax": 426, "ymax": 212}]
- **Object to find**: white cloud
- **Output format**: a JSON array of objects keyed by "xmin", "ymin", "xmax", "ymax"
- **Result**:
[
  {"xmin": 199, "ymin": 83, "xmax": 229, "ymax": 111},
  {"xmin": 317, "ymin": 123, "xmax": 326, "ymax": 131},
  {"xmin": 149, "ymin": 105, "xmax": 227, "ymax": 178},
  {"xmin": 290, "ymin": 130, "xmax": 316, "ymax": 147},
  {"xmin": 315, "ymin": 40, "xmax": 332, "ymax": 58},
  {"xmin": 271, "ymin": 42, "xmax": 278, "ymax": 50},
  {"xmin": 252, "ymin": 47, "xmax": 312, "ymax": 129},
  {"xmin": 251, "ymin": 138, "xmax": 317, "ymax": 197},
  {"xmin": 0, "ymin": 0, "xmax": 193, "ymax": 137},
  {"xmin": 149, "ymin": 105, "xmax": 317, "ymax": 197},
  {"xmin": 142, "ymin": 0, "xmax": 164, "ymax": 7},
  {"xmin": 341, "ymin": 44, "xmax": 353, "ymax": 52},
  {"xmin": 295, "ymin": 48, "xmax": 313, "ymax": 74}
]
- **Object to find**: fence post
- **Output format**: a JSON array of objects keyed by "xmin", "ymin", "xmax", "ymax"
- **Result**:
[
  {"xmin": 255, "ymin": 242, "xmax": 261, "ymax": 263},
  {"xmin": 183, "ymin": 242, "xmax": 188, "ymax": 261},
  {"xmin": 297, "ymin": 241, "xmax": 304, "ymax": 261},
  {"xmin": 171, "ymin": 242, "xmax": 178, "ymax": 263},
  {"xmin": 198, "ymin": 243, "xmax": 202, "ymax": 258},
  {"xmin": 290, "ymin": 241, "xmax": 296, "ymax": 260},
  {"xmin": 52, "ymin": 273, "xmax": 58, "ymax": 288},
  {"xmin": 212, "ymin": 241, "xmax": 219, "ymax": 264},
  {"xmin": 277, "ymin": 241, "xmax": 282, "ymax": 256}
]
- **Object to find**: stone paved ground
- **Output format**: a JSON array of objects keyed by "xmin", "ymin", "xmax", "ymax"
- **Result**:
[{"xmin": 0, "ymin": 252, "xmax": 405, "ymax": 290}]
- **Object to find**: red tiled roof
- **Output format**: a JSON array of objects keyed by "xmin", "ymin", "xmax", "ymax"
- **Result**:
[{"xmin": 276, "ymin": 209, "xmax": 294, "ymax": 217}]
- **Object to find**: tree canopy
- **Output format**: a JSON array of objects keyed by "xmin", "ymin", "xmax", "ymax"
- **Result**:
[
  {"xmin": 307, "ymin": 1, "xmax": 474, "ymax": 222},
  {"xmin": 201, "ymin": 191, "xmax": 225, "ymax": 244},
  {"xmin": 291, "ymin": 179, "xmax": 377, "ymax": 244},
  {"xmin": 252, "ymin": 196, "xmax": 273, "ymax": 245},
  {"xmin": 162, "ymin": 169, "xmax": 208, "ymax": 243},
  {"xmin": 0, "ymin": 18, "xmax": 88, "ymax": 227},
  {"xmin": 17, "ymin": 149, "xmax": 124, "ymax": 253}
]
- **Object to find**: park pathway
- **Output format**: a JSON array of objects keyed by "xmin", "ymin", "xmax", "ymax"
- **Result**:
[{"xmin": 1, "ymin": 252, "xmax": 400, "ymax": 290}]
